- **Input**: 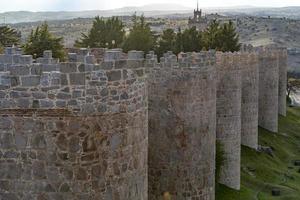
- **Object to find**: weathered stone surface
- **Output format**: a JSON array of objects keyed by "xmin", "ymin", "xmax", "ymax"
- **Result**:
[
  {"xmin": 241, "ymin": 53, "xmax": 259, "ymax": 149},
  {"xmin": 106, "ymin": 70, "xmax": 121, "ymax": 81},
  {"xmin": 216, "ymin": 52, "xmax": 242, "ymax": 190},
  {"xmin": 0, "ymin": 46, "xmax": 286, "ymax": 199},
  {"xmin": 69, "ymin": 73, "xmax": 85, "ymax": 85},
  {"xmin": 21, "ymin": 76, "xmax": 40, "ymax": 86},
  {"xmin": 148, "ymin": 52, "xmax": 216, "ymax": 200},
  {"xmin": 60, "ymin": 63, "xmax": 77, "ymax": 73},
  {"xmin": 32, "ymin": 161, "xmax": 46, "ymax": 179},
  {"xmin": 258, "ymin": 48, "xmax": 279, "ymax": 132}
]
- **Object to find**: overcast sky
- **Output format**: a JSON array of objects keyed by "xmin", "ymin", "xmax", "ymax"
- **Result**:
[{"xmin": 1, "ymin": 0, "xmax": 300, "ymax": 12}]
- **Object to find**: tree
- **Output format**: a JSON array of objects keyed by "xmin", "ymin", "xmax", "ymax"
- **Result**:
[
  {"xmin": 155, "ymin": 28, "xmax": 176, "ymax": 59},
  {"xmin": 202, "ymin": 20, "xmax": 223, "ymax": 51},
  {"xmin": 174, "ymin": 28, "xmax": 184, "ymax": 54},
  {"xmin": 181, "ymin": 26, "xmax": 203, "ymax": 52},
  {"xmin": 123, "ymin": 14, "xmax": 154, "ymax": 53},
  {"xmin": 23, "ymin": 23, "xmax": 65, "ymax": 60},
  {"xmin": 203, "ymin": 20, "xmax": 240, "ymax": 52},
  {"xmin": 0, "ymin": 26, "xmax": 20, "ymax": 52},
  {"xmin": 75, "ymin": 16, "xmax": 125, "ymax": 49},
  {"xmin": 218, "ymin": 20, "xmax": 241, "ymax": 52}
]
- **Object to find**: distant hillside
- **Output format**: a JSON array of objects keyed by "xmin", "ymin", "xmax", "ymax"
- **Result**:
[
  {"xmin": 2, "ymin": 5, "xmax": 300, "ymax": 24},
  {"xmin": 0, "ymin": 4, "xmax": 192, "ymax": 24}
]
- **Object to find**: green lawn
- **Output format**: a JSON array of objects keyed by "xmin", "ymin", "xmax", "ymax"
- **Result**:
[{"xmin": 216, "ymin": 107, "xmax": 300, "ymax": 200}]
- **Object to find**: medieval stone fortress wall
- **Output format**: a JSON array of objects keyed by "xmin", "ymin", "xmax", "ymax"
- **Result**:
[{"xmin": 0, "ymin": 45, "xmax": 287, "ymax": 199}]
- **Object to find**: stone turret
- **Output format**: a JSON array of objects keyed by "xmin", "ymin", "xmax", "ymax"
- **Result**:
[
  {"xmin": 0, "ymin": 48, "xmax": 148, "ymax": 200},
  {"xmin": 240, "ymin": 49, "xmax": 259, "ymax": 149},
  {"xmin": 277, "ymin": 47, "xmax": 287, "ymax": 116},
  {"xmin": 148, "ymin": 51, "xmax": 217, "ymax": 200},
  {"xmin": 216, "ymin": 52, "xmax": 242, "ymax": 190},
  {"xmin": 257, "ymin": 47, "xmax": 279, "ymax": 133}
]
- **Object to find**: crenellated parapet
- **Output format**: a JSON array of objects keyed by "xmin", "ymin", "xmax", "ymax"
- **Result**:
[
  {"xmin": 0, "ymin": 45, "xmax": 288, "ymax": 200},
  {"xmin": 0, "ymin": 48, "xmax": 147, "ymax": 116}
]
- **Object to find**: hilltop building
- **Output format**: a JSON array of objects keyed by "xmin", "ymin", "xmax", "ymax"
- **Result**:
[{"xmin": 188, "ymin": 1, "xmax": 209, "ymax": 31}]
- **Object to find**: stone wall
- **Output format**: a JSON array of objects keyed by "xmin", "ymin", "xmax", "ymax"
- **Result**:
[
  {"xmin": 241, "ymin": 52, "xmax": 259, "ymax": 149},
  {"xmin": 278, "ymin": 48, "xmax": 287, "ymax": 116},
  {"xmin": 257, "ymin": 47, "xmax": 279, "ymax": 133},
  {"xmin": 0, "ymin": 48, "xmax": 148, "ymax": 200},
  {"xmin": 148, "ymin": 51, "xmax": 216, "ymax": 200},
  {"xmin": 216, "ymin": 52, "xmax": 242, "ymax": 190},
  {"xmin": 0, "ymin": 45, "xmax": 288, "ymax": 199}
]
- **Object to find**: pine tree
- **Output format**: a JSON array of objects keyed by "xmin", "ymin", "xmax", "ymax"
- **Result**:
[
  {"xmin": 0, "ymin": 26, "xmax": 20, "ymax": 51},
  {"xmin": 181, "ymin": 26, "xmax": 203, "ymax": 52},
  {"xmin": 155, "ymin": 28, "xmax": 176, "ymax": 59},
  {"xmin": 219, "ymin": 20, "xmax": 241, "ymax": 52},
  {"xmin": 203, "ymin": 20, "xmax": 223, "ymax": 51},
  {"xmin": 75, "ymin": 16, "xmax": 125, "ymax": 49},
  {"xmin": 23, "ymin": 23, "xmax": 65, "ymax": 60},
  {"xmin": 122, "ymin": 14, "xmax": 154, "ymax": 53},
  {"xmin": 174, "ymin": 28, "xmax": 184, "ymax": 54},
  {"xmin": 203, "ymin": 20, "xmax": 240, "ymax": 52}
]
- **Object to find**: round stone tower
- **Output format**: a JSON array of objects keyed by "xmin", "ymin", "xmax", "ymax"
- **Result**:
[
  {"xmin": 216, "ymin": 52, "xmax": 242, "ymax": 190},
  {"xmin": 148, "ymin": 51, "xmax": 216, "ymax": 200},
  {"xmin": 241, "ymin": 52, "xmax": 259, "ymax": 149},
  {"xmin": 257, "ymin": 47, "xmax": 279, "ymax": 133},
  {"xmin": 278, "ymin": 47, "xmax": 287, "ymax": 117},
  {"xmin": 0, "ymin": 48, "xmax": 148, "ymax": 200}
]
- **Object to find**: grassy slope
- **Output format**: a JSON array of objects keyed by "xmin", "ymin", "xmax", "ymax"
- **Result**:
[{"xmin": 216, "ymin": 107, "xmax": 300, "ymax": 200}]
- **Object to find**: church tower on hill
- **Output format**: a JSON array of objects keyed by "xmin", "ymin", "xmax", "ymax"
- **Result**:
[{"xmin": 188, "ymin": 1, "xmax": 208, "ymax": 31}]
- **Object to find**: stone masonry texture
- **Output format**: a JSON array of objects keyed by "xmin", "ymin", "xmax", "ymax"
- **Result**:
[
  {"xmin": 241, "ymin": 52, "xmax": 259, "ymax": 149},
  {"xmin": 278, "ymin": 48, "xmax": 287, "ymax": 116},
  {"xmin": 216, "ymin": 52, "xmax": 242, "ymax": 190},
  {"xmin": 148, "ymin": 51, "xmax": 216, "ymax": 200},
  {"xmin": 0, "ymin": 48, "xmax": 148, "ymax": 200},
  {"xmin": 258, "ymin": 47, "xmax": 279, "ymax": 133},
  {"xmin": 0, "ymin": 45, "xmax": 288, "ymax": 200}
]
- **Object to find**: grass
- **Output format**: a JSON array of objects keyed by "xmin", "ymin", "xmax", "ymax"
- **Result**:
[{"xmin": 216, "ymin": 106, "xmax": 300, "ymax": 200}]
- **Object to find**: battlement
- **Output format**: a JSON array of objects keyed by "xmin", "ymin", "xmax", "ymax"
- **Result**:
[
  {"xmin": 0, "ymin": 47, "xmax": 147, "ymax": 115},
  {"xmin": 0, "ymin": 46, "xmax": 288, "ymax": 200}
]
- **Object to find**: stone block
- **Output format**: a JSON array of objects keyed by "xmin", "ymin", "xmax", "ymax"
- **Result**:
[
  {"xmin": 19, "ymin": 55, "xmax": 33, "ymax": 65},
  {"xmin": 32, "ymin": 161, "xmax": 46, "ymax": 179},
  {"xmin": 9, "ymin": 66, "xmax": 30, "ymax": 76},
  {"xmin": 43, "ymin": 50, "xmax": 52, "ymax": 59},
  {"xmin": 128, "ymin": 50, "xmax": 144, "ymax": 59},
  {"xmin": 60, "ymin": 63, "xmax": 77, "ymax": 73},
  {"xmin": 5, "ymin": 47, "xmax": 16, "ymax": 55},
  {"xmin": 16, "ymin": 98, "xmax": 31, "ymax": 108},
  {"xmin": 68, "ymin": 53, "xmax": 77, "ymax": 62},
  {"xmin": 21, "ymin": 76, "xmax": 40, "ymax": 87},
  {"xmin": 104, "ymin": 50, "xmax": 122, "ymax": 61},
  {"xmin": 84, "ymin": 55, "xmax": 95, "ymax": 64},
  {"xmin": 40, "ymin": 100, "xmax": 54, "ymax": 108},
  {"xmin": 106, "ymin": 70, "xmax": 121, "ymax": 81},
  {"xmin": 42, "ymin": 64, "xmax": 58, "ymax": 72},
  {"xmin": 69, "ymin": 73, "xmax": 85, "ymax": 85},
  {"xmin": 0, "ymin": 72, "xmax": 11, "ymax": 86}
]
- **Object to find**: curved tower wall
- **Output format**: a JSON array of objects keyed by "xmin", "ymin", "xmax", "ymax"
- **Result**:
[
  {"xmin": 0, "ymin": 48, "xmax": 148, "ymax": 200},
  {"xmin": 148, "ymin": 52, "xmax": 216, "ymax": 200},
  {"xmin": 216, "ymin": 52, "xmax": 242, "ymax": 190},
  {"xmin": 241, "ymin": 52, "xmax": 259, "ymax": 149},
  {"xmin": 278, "ymin": 48, "xmax": 287, "ymax": 116},
  {"xmin": 258, "ymin": 48, "xmax": 279, "ymax": 132}
]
